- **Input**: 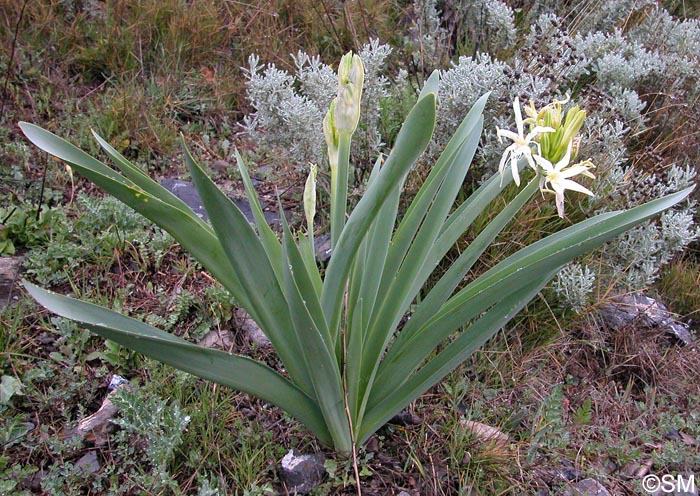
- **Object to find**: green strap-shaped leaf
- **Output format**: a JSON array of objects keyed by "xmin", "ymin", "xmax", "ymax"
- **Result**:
[
  {"xmin": 370, "ymin": 186, "xmax": 694, "ymax": 404},
  {"xmin": 358, "ymin": 269, "xmax": 557, "ymax": 445},
  {"xmin": 372, "ymin": 93, "xmax": 489, "ymax": 308},
  {"xmin": 366, "ymin": 115, "xmax": 484, "ymax": 345},
  {"xmin": 23, "ymin": 281, "xmax": 332, "ymax": 446},
  {"xmin": 90, "ymin": 130, "xmax": 210, "ymax": 230},
  {"xmin": 18, "ymin": 123, "xmax": 245, "ymax": 305},
  {"xmin": 280, "ymin": 218, "xmax": 350, "ymax": 452},
  {"xmin": 380, "ymin": 178, "xmax": 540, "ymax": 378},
  {"xmin": 355, "ymin": 113, "xmax": 484, "ymax": 423},
  {"xmin": 184, "ymin": 142, "xmax": 315, "ymax": 397},
  {"xmin": 234, "ymin": 150, "xmax": 285, "ymax": 283},
  {"xmin": 321, "ymin": 92, "xmax": 437, "ymax": 341}
]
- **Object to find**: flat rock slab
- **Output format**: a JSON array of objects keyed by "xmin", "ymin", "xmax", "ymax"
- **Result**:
[
  {"xmin": 0, "ymin": 255, "xmax": 23, "ymax": 308},
  {"xmin": 162, "ymin": 179, "xmax": 333, "ymax": 263},
  {"xmin": 161, "ymin": 179, "xmax": 280, "ymax": 226},
  {"xmin": 599, "ymin": 293, "xmax": 693, "ymax": 345}
]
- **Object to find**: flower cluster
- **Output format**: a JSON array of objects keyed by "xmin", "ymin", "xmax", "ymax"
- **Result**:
[{"xmin": 497, "ymin": 97, "xmax": 595, "ymax": 218}]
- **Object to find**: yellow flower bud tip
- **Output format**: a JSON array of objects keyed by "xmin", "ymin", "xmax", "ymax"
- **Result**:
[{"xmin": 559, "ymin": 107, "xmax": 586, "ymax": 145}]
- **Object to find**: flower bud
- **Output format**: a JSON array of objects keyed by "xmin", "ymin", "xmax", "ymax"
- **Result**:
[
  {"xmin": 334, "ymin": 52, "xmax": 364, "ymax": 135},
  {"xmin": 323, "ymin": 101, "xmax": 339, "ymax": 172},
  {"xmin": 304, "ymin": 163, "xmax": 318, "ymax": 232}
]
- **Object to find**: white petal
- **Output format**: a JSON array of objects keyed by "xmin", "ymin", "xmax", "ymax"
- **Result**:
[
  {"xmin": 560, "ymin": 179, "xmax": 594, "ymax": 196},
  {"xmin": 511, "ymin": 156, "xmax": 521, "ymax": 186},
  {"xmin": 555, "ymin": 193, "xmax": 566, "ymax": 218},
  {"xmin": 513, "ymin": 97, "xmax": 524, "ymax": 136},
  {"xmin": 533, "ymin": 154, "xmax": 554, "ymax": 172},
  {"xmin": 525, "ymin": 126, "xmax": 556, "ymax": 142},
  {"xmin": 560, "ymin": 165, "xmax": 592, "ymax": 178},
  {"xmin": 497, "ymin": 129, "xmax": 522, "ymax": 143}
]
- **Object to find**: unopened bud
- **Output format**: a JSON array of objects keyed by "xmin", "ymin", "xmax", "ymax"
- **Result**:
[
  {"xmin": 334, "ymin": 52, "xmax": 364, "ymax": 135},
  {"xmin": 323, "ymin": 102, "xmax": 339, "ymax": 172},
  {"xmin": 304, "ymin": 163, "xmax": 317, "ymax": 231}
]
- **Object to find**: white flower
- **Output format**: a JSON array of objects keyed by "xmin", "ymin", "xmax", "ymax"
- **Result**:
[
  {"xmin": 497, "ymin": 97, "xmax": 555, "ymax": 186},
  {"xmin": 534, "ymin": 142, "xmax": 595, "ymax": 218}
]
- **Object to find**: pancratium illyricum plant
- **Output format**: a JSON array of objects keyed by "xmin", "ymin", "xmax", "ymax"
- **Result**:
[
  {"xmin": 19, "ymin": 51, "xmax": 693, "ymax": 466},
  {"xmin": 498, "ymin": 96, "xmax": 595, "ymax": 217}
]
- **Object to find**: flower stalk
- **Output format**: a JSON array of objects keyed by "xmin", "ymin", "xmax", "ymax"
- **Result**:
[{"xmin": 327, "ymin": 52, "xmax": 364, "ymax": 248}]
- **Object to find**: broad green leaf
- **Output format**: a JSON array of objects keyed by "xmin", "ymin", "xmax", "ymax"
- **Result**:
[
  {"xmin": 359, "ymin": 269, "xmax": 557, "ymax": 444},
  {"xmin": 322, "ymin": 92, "xmax": 437, "ymax": 340},
  {"xmin": 280, "ymin": 218, "xmax": 350, "ymax": 452},
  {"xmin": 184, "ymin": 142, "xmax": 315, "ymax": 396},
  {"xmin": 373, "ymin": 93, "xmax": 489, "ymax": 303},
  {"xmin": 381, "ymin": 177, "xmax": 540, "ymax": 376},
  {"xmin": 234, "ymin": 149, "xmax": 284, "ymax": 282},
  {"xmin": 355, "ymin": 113, "xmax": 484, "ymax": 421},
  {"xmin": 370, "ymin": 187, "xmax": 694, "ymax": 404},
  {"xmin": 23, "ymin": 281, "xmax": 332, "ymax": 446},
  {"xmin": 91, "ymin": 130, "xmax": 210, "ymax": 229},
  {"xmin": 18, "ymin": 123, "xmax": 244, "ymax": 304}
]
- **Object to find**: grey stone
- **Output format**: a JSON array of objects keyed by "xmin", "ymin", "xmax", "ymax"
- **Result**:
[
  {"xmin": 108, "ymin": 374, "xmax": 129, "ymax": 391},
  {"xmin": 75, "ymin": 451, "xmax": 101, "ymax": 473},
  {"xmin": 562, "ymin": 478, "xmax": 612, "ymax": 496},
  {"xmin": 235, "ymin": 308, "xmax": 271, "ymax": 347},
  {"xmin": 161, "ymin": 179, "xmax": 209, "ymax": 220},
  {"xmin": 599, "ymin": 293, "xmax": 693, "ymax": 345},
  {"xmin": 314, "ymin": 233, "xmax": 332, "ymax": 263},
  {"xmin": 279, "ymin": 449, "xmax": 326, "ymax": 494},
  {"xmin": 0, "ymin": 255, "xmax": 23, "ymax": 308},
  {"xmin": 389, "ymin": 411, "xmax": 422, "ymax": 426},
  {"xmin": 198, "ymin": 329, "xmax": 236, "ymax": 350},
  {"xmin": 161, "ymin": 179, "xmax": 281, "ymax": 226}
]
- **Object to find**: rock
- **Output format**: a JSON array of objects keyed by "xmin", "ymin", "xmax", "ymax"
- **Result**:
[
  {"xmin": 236, "ymin": 308, "xmax": 271, "ymax": 347},
  {"xmin": 232, "ymin": 198, "xmax": 280, "ymax": 227},
  {"xmin": 161, "ymin": 179, "xmax": 281, "ymax": 226},
  {"xmin": 0, "ymin": 255, "xmax": 23, "ymax": 308},
  {"xmin": 68, "ymin": 378, "xmax": 131, "ymax": 445},
  {"xmin": 620, "ymin": 458, "xmax": 653, "ymax": 479},
  {"xmin": 396, "ymin": 492, "xmax": 412, "ymax": 496},
  {"xmin": 460, "ymin": 419, "xmax": 510, "ymax": 447},
  {"xmin": 108, "ymin": 374, "xmax": 129, "ymax": 391},
  {"xmin": 556, "ymin": 458, "xmax": 583, "ymax": 482},
  {"xmin": 314, "ymin": 233, "xmax": 332, "ymax": 263},
  {"xmin": 389, "ymin": 411, "xmax": 422, "ymax": 426},
  {"xmin": 561, "ymin": 478, "xmax": 612, "ymax": 496},
  {"xmin": 75, "ymin": 451, "xmax": 100, "ymax": 473},
  {"xmin": 198, "ymin": 329, "xmax": 236, "ymax": 350},
  {"xmin": 211, "ymin": 160, "xmax": 231, "ymax": 173},
  {"xmin": 24, "ymin": 469, "xmax": 46, "ymax": 491},
  {"xmin": 599, "ymin": 293, "xmax": 693, "ymax": 345},
  {"xmin": 279, "ymin": 449, "xmax": 326, "ymax": 495},
  {"xmin": 161, "ymin": 179, "xmax": 209, "ymax": 220}
]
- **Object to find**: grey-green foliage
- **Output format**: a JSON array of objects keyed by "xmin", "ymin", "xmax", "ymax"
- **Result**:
[
  {"xmin": 24, "ymin": 193, "xmax": 173, "ymax": 285},
  {"xmin": 241, "ymin": 39, "xmax": 398, "ymax": 172},
  {"xmin": 405, "ymin": 0, "xmax": 450, "ymax": 71},
  {"xmin": 591, "ymin": 164, "xmax": 699, "ymax": 291},
  {"xmin": 416, "ymin": 0, "xmax": 700, "ymax": 310},
  {"xmin": 111, "ymin": 387, "xmax": 190, "ymax": 491},
  {"xmin": 552, "ymin": 263, "xmax": 596, "ymax": 314}
]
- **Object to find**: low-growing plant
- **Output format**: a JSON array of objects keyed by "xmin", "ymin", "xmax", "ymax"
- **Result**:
[{"xmin": 18, "ymin": 51, "xmax": 693, "ymax": 485}]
